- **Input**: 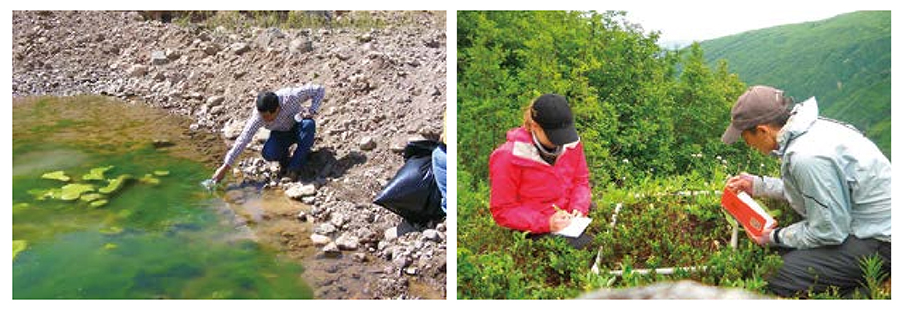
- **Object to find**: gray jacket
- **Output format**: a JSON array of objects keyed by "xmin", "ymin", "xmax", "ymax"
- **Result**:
[{"xmin": 752, "ymin": 97, "xmax": 891, "ymax": 249}]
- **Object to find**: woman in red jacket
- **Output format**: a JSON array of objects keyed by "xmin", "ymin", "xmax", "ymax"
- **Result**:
[{"xmin": 489, "ymin": 94, "xmax": 593, "ymax": 248}]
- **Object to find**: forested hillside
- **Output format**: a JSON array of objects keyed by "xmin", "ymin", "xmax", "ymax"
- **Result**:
[{"xmin": 700, "ymin": 11, "xmax": 890, "ymax": 157}]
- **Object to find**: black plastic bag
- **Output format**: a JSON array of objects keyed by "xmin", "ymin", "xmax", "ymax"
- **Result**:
[{"xmin": 373, "ymin": 140, "xmax": 445, "ymax": 224}]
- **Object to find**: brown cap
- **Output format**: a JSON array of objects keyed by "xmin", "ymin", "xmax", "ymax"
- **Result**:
[{"xmin": 721, "ymin": 85, "xmax": 791, "ymax": 144}]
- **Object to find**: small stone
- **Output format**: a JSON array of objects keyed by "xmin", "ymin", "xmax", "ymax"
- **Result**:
[
  {"xmin": 322, "ymin": 242, "xmax": 341, "ymax": 256},
  {"xmin": 202, "ymin": 43, "xmax": 220, "ymax": 55},
  {"xmin": 301, "ymin": 196, "xmax": 316, "ymax": 204},
  {"xmin": 359, "ymin": 33, "xmax": 373, "ymax": 43},
  {"xmin": 330, "ymin": 213, "xmax": 347, "ymax": 227},
  {"xmin": 393, "ymin": 255, "xmax": 411, "ymax": 268},
  {"xmin": 127, "ymin": 64, "xmax": 148, "ymax": 77},
  {"xmin": 422, "ymin": 229, "xmax": 442, "ymax": 242},
  {"xmin": 165, "ymin": 48, "xmax": 181, "ymax": 60},
  {"xmin": 150, "ymin": 51, "xmax": 168, "ymax": 65},
  {"xmin": 352, "ymin": 253, "xmax": 367, "ymax": 263},
  {"xmin": 384, "ymin": 227, "xmax": 398, "ymax": 242},
  {"xmin": 335, "ymin": 234, "xmax": 359, "ymax": 251},
  {"xmin": 310, "ymin": 234, "xmax": 331, "ymax": 246},
  {"xmin": 290, "ymin": 39, "xmax": 313, "ymax": 54},
  {"xmin": 285, "ymin": 183, "xmax": 316, "ymax": 200},
  {"xmin": 405, "ymin": 267, "xmax": 418, "ymax": 275},
  {"xmin": 315, "ymin": 223, "xmax": 337, "ymax": 235},
  {"xmin": 231, "ymin": 42, "xmax": 250, "ymax": 55},
  {"xmin": 206, "ymin": 95, "xmax": 225, "ymax": 106},
  {"xmin": 359, "ymin": 136, "xmax": 376, "ymax": 151},
  {"xmin": 296, "ymin": 211, "xmax": 309, "ymax": 222},
  {"xmin": 325, "ymin": 264, "xmax": 339, "ymax": 273}
]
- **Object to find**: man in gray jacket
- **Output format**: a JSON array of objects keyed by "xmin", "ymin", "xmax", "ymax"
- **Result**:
[{"xmin": 722, "ymin": 85, "xmax": 890, "ymax": 297}]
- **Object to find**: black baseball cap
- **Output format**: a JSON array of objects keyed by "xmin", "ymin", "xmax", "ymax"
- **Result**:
[{"xmin": 532, "ymin": 94, "xmax": 578, "ymax": 146}]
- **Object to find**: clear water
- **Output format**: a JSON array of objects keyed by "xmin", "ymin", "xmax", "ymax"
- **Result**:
[{"xmin": 12, "ymin": 96, "xmax": 313, "ymax": 299}]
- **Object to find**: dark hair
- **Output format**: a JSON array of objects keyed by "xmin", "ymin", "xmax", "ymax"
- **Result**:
[{"xmin": 256, "ymin": 91, "xmax": 279, "ymax": 113}]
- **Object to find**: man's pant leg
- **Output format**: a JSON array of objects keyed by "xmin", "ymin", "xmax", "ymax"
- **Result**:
[
  {"xmin": 286, "ymin": 119, "xmax": 316, "ymax": 172},
  {"xmin": 767, "ymin": 236, "xmax": 890, "ymax": 297},
  {"xmin": 432, "ymin": 144, "xmax": 447, "ymax": 213},
  {"xmin": 262, "ymin": 129, "xmax": 295, "ymax": 167}
]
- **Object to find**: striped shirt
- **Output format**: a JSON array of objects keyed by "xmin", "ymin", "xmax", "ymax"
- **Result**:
[{"xmin": 223, "ymin": 84, "xmax": 326, "ymax": 167}]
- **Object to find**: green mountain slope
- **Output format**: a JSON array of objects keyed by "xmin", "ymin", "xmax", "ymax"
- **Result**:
[{"xmin": 700, "ymin": 11, "xmax": 891, "ymax": 157}]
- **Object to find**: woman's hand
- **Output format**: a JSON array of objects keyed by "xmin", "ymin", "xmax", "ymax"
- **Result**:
[
  {"xmin": 549, "ymin": 210, "xmax": 573, "ymax": 232},
  {"xmin": 571, "ymin": 209, "xmax": 585, "ymax": 218}
]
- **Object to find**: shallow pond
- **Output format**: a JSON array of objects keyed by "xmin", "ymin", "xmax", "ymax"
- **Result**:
[{"xmin": 12, "ymin": 96, "xmax": 313, "ymax": 299}]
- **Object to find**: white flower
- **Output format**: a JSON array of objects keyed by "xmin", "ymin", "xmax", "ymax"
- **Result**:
[
  {"xmin": 716, "ymin": 155, "xmax": 722, "ymax": 160},
  {"xmin": 622, "ymin": 159, "xmax": 629, "ymax": 164},
  {"xmin": 721, "ymin": 160, "xmax": 727, "ymax": 165}
]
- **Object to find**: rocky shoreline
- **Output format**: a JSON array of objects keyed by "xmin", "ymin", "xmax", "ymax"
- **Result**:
[{"xmin": 12, "ymin": 10, "xmax": 447, "ymax": 299}]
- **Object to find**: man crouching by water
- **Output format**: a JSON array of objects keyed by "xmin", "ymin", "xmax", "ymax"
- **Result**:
[{"xmin": 211, "ymin": 84, "xmax": 325, "ymax": 183}]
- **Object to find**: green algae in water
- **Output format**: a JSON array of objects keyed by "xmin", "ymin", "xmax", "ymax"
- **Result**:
[
  {"xmin": 103, "ymin": 243, "xmax": 118, "ymax": 250},
  {"xmin": 80, "ymin": 193, "xmax": 105, "ymax": 203},
  {"xmin": 59, "ymin": 183, "xmax": 96, "ymax": 201},
  {"xmin": 153, "ymin": 170, "xmax": 170, "ymax": 176},
  {"xmin": 89, "ymin": 199, "xmax": 109, "ymax": 208},
  {"xmin": 99, "ymin": 174, "xmax": 132, "ymax": 194},
  {"xmin": 99, "ymin": 226, "xmax": 124, "ymax": 235},
  {"xmin": 13, "ymin": 240, "xmax": 28, "ymax": 261},
  {"xmin": 28, "ymin": 188, "xmax": 61, "ymax": 201},
  {"xmin": 13, "ymin": 97, "xmax": 313, "ymax": 299},
  {"xmin": 41, "ymin": 171, "xmax": 70, "ymax": 182},
  {"xmin": 139, "ymin": 174, "xmax": 161, "ymax": 185},
  {"xmin": 82, "ymin": 166, "xmax": 114, "ymax": 181}
]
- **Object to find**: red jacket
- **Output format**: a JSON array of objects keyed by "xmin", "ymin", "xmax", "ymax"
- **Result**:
[{"xmin": 489, "ymin": 127, "xmax": 592, "ymax": 234}]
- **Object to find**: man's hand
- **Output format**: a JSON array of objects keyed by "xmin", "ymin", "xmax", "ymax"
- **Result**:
[
  {"xmin": 298, "ymin": 109, "xmax": 315, "ymax": 120},
  {"xmin": 726, "ymin": 172, "xmax": 756, "ymax": 196},
  {"xmin": 549, "ymin": 210, "xmax": 573, "ymax": 233},
  {"xmin": 749, "ymin": 225, "xmax": 777, "ymax": 246},
  {"xmin": 212, "ymin": 164, "xmax": 230, "ymax": 183}
]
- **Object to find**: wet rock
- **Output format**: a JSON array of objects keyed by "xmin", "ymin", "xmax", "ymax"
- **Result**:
[
  {"xmin": 296, "ymin": 211, "xmax": 309, "ymax": 222},
  {"xmin": 152, "ymin": 139, "xmax": 174, "ymax": 148},
  {"xmin": 321, "ymin": 242, "xmax": 341, "ymax": 256},
  {"xmin": 352, "ymin": 253, "xmax": 367, "ymax": 263}
]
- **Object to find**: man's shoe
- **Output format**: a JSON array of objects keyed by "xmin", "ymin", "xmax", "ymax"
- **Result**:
[{"xmin": 285, "ymin": 170, "xmax": 299, "ymax": 182}]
